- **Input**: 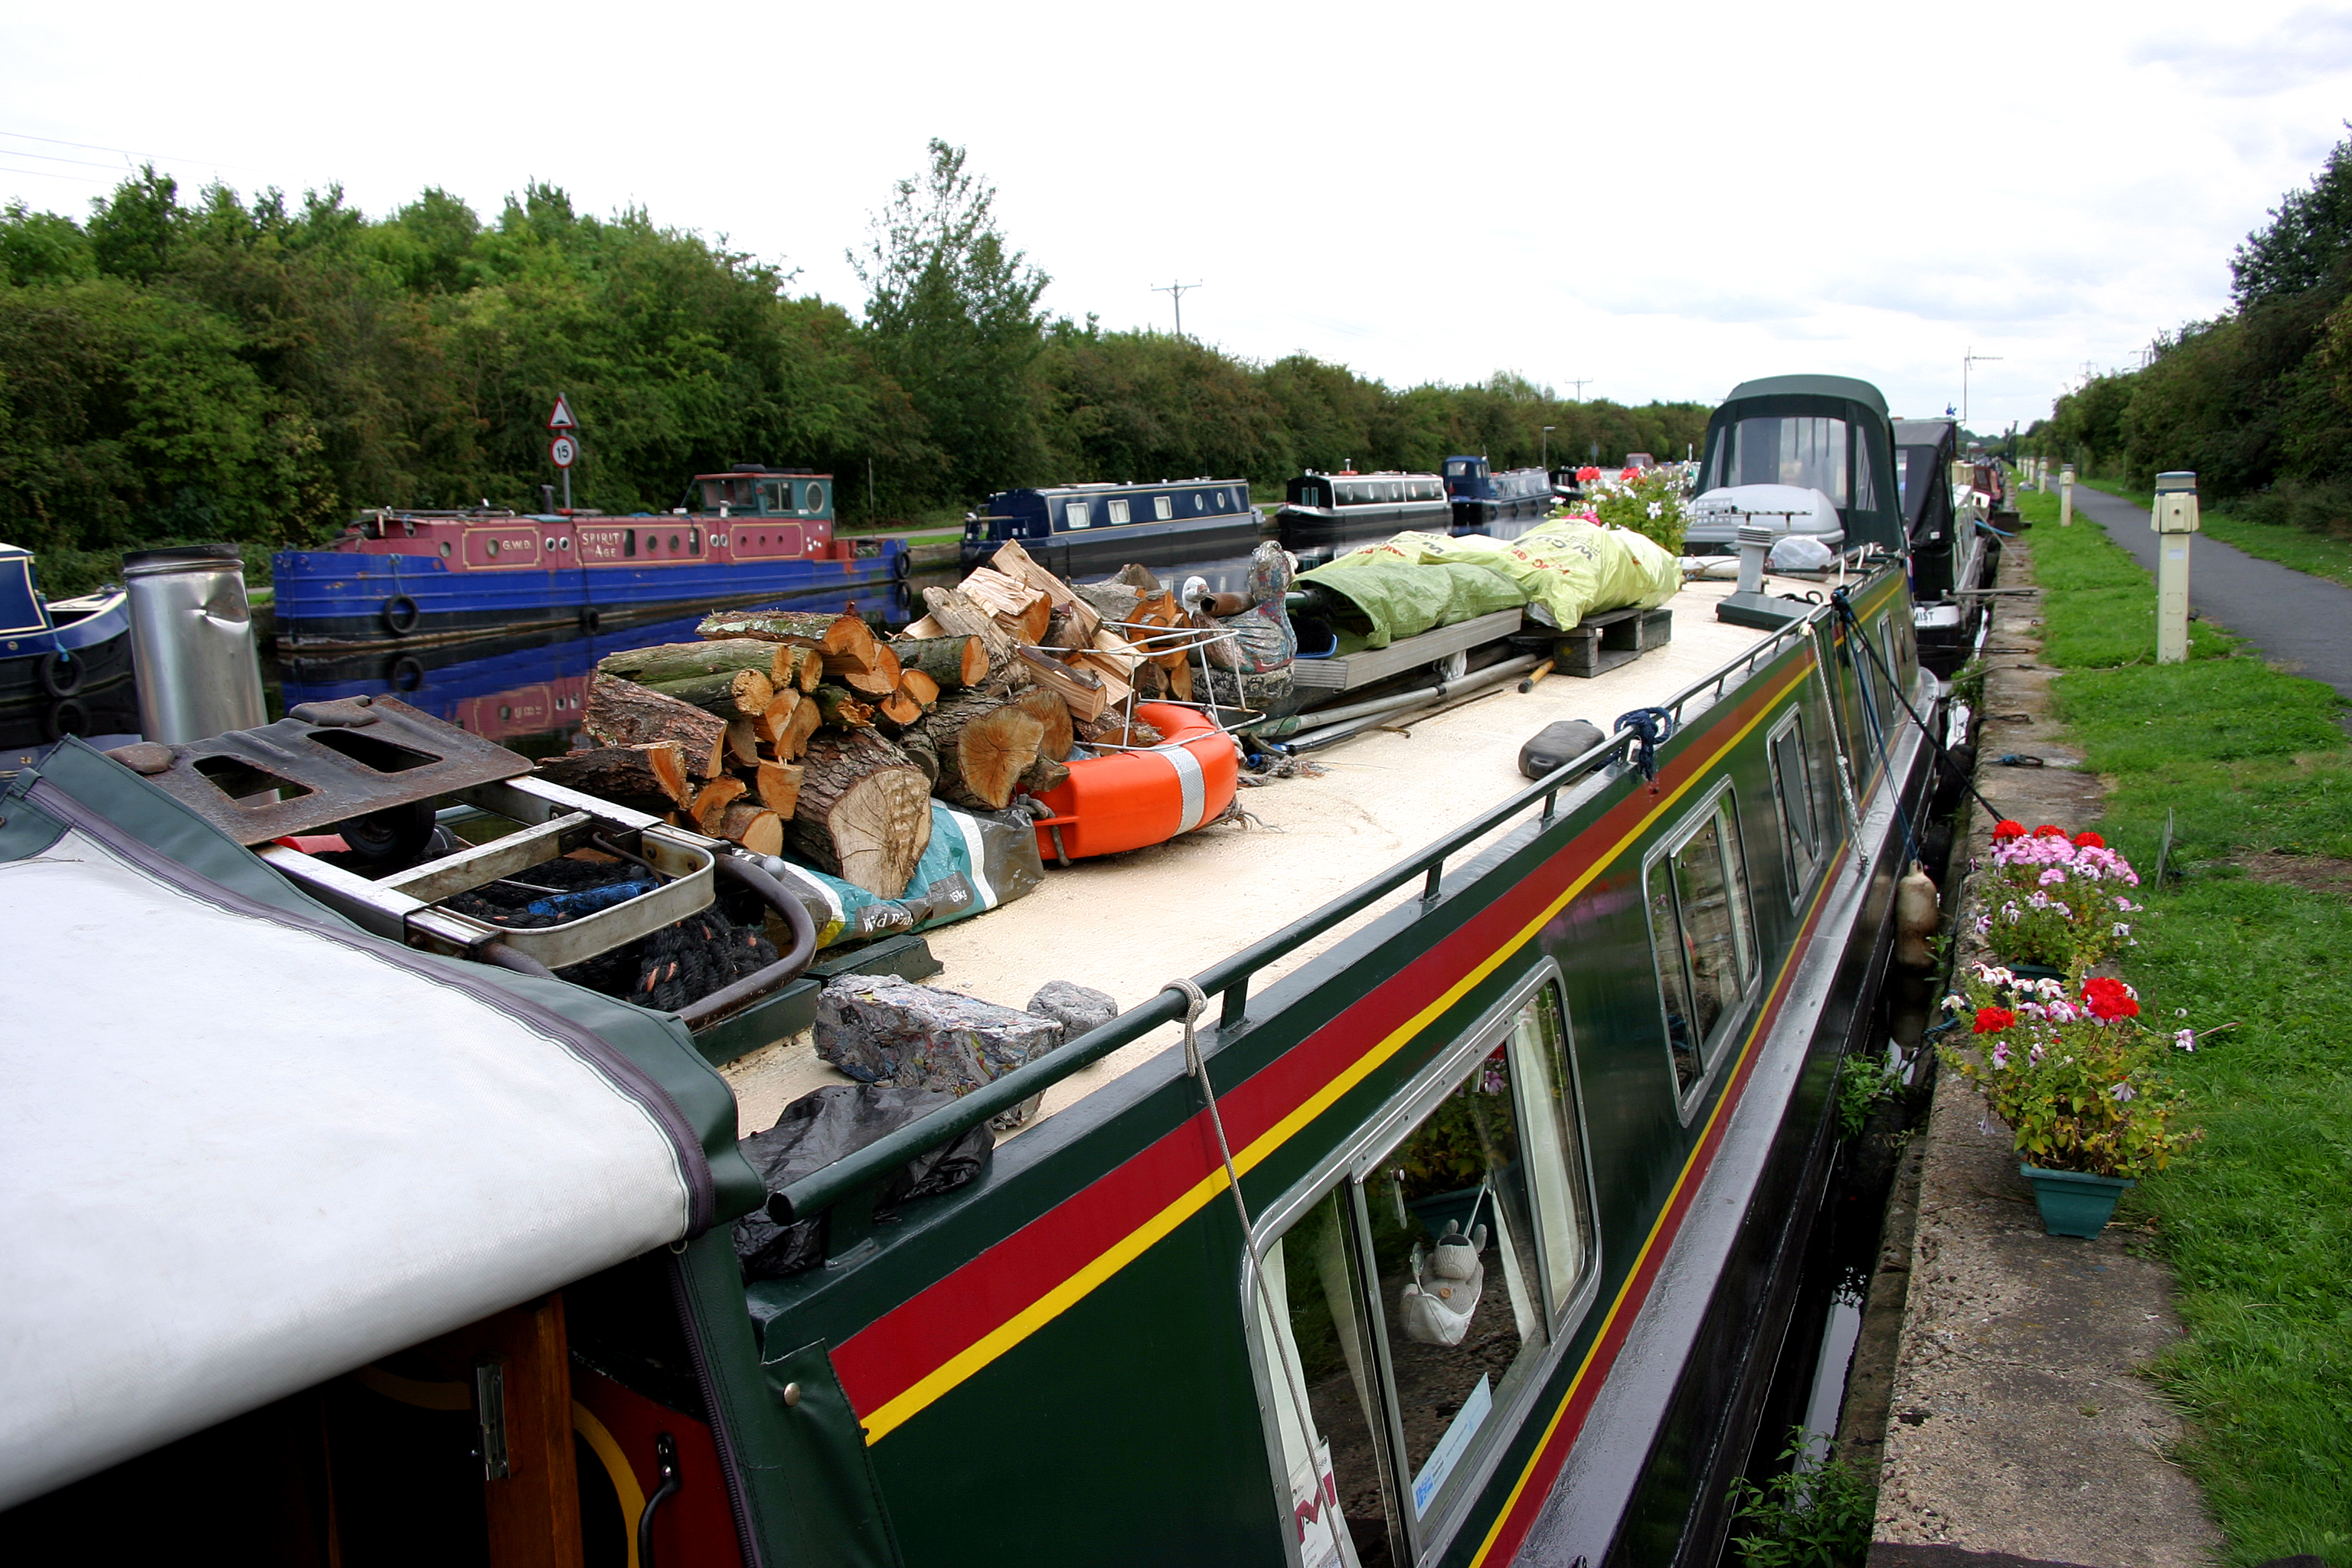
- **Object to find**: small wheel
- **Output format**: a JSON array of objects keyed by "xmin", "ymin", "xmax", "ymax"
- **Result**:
[
  {"xmin": 381, "ymin": 594, "xmax": 421, "ymax": 636},
  {"xmin": 37, "ymin": 651, "xmax": 83, "ymax": 697},
  {"xmin": 578, "ymin": 605, "xmax": 603, "ymax": 634}
]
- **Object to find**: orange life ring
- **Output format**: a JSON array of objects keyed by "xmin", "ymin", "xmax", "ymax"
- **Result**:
[{"xmin": 1030, "ymin": 702, "xmax": 1238, "ymax": 862}]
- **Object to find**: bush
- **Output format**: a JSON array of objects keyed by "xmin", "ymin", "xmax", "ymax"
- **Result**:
[{"xmin": 1725, "ymin": 1428, "xmax": 1877, "ymax": 1568}]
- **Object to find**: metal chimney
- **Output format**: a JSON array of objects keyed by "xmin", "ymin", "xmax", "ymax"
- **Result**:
[{"xmin": 122, "ymin": 544, "xmax": 267, "ymax": 743}]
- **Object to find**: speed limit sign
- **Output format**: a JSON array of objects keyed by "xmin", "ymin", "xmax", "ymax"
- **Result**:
[{"xmin": 549, "ymin": 435, "xmax": 578, "ymax": 469}]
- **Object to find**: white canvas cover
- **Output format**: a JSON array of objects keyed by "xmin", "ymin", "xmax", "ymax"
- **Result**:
[{"xmin": 0, "ymin": 829, "xmax": 698, "ymax": 1509}]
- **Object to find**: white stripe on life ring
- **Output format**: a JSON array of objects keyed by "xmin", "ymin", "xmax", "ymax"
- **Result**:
[{"xmin": 1157, "ymin": 742, "xmax": 1207, "ymax": 833}]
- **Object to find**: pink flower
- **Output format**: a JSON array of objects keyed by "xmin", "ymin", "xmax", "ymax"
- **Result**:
[
  {"xmin": 2039, "ymin": 868, "xmax": 2067, "ymax": 886},
  {"xmin": 2174, "ymin": 1028, "xmax": 2197, "ymax": 1051},
  {"xmin": 2109, "ymin": 1082, "xmax": 2138, "ymax": 1102}
]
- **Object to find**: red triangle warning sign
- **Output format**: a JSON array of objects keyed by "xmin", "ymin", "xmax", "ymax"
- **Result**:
[{"xmin": 547, "ymin": 396, "xmax": 577, "ymax": 430}]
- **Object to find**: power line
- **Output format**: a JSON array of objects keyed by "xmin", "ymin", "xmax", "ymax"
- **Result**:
[{"xmin": 0, "ymin": 126, "xmax": 256, "ymax": 176}]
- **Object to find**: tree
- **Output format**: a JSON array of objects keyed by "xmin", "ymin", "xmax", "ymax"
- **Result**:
[
  {"xmin": 2231, "ymin": 127, "xmax": 2352, "ymax": 310},
  {"xmin": 852, "ymin": 140, "xmax": 1050, "ymax": 500}
]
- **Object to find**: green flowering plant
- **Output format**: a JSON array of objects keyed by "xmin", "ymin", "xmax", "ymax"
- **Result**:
[
  {"xmin": 1573, "ymin": 464, "xmax": 1690, "ymax": 554},
  {"xmin": 1939, "ymin": 962, "xmax": 2201, "ymax": 1178}
]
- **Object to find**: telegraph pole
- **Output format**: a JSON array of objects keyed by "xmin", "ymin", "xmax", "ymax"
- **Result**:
[
  {"xmin": 1567, "ymin": 379, "xmax": 1592, "ymax": 401},
  {"xmin": 1152, "ymin": 279, "xmax": 1203, "ymax": 340},
  {"xmin": 1962, "ymin": 348, "xmax": 2002, "ymax": 428}
]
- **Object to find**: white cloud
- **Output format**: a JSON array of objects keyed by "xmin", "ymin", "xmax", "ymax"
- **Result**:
[{"xmin": 4, "ymin": 0, "xmax": 2350, "ymax": 436}]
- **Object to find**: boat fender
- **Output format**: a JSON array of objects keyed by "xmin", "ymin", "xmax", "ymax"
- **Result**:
[
  {"xmin": 381, "ymin": 594, "xmax": 421, "ymax": 636},
  {"xmin": 578, "ymin": 605, "xmax": 603, "ymax": 634},
  {"xmin": 36, "ymin": 651, "xmax": 82, "ymax": 698},
  {"xmin": 1399, "ymin": 1220, "xmax": 1486, "ymax": 1347},
  {"xmin": 1894, "ymin": 859, "xmax": 1940, "ymax": 969},
  {"xmin": 1518, "ymin": 718, "xmax": 1606, "ymax": 781}
]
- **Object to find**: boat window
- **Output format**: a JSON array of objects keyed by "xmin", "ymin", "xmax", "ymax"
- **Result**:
[
  {"xmin": 1646, "ymin": 790, "xmax": 1759, "ymax": 1096},
  {"xmin": 1065, "ymin": 501, "xmax": 1091, "ymax": 531},
  {"xmin": 803, "ymin": 482, "xmax": 827, "ymax": 513},
  {"xmin": 758, "ymin": 480, "xmax": 787, "ymax": 513},
  {"xmin": 1254, "ymin": 996, "xmax": 1583, "ymax": 1566},
  {"xmin": 1853, "ymin": 433, "xmax": 1880, "ymax": 514},
  {"xmin": 1718, "ymin": 416, "xmax": 1850, "ymax": 505},
  {"xmin": 1155, "ymin": 495, "xmax": 1174, "ymax": 521},
  {"xmin": 1447, "ymin": 461, "xmax": 1468, "ymax": 477},
  {"xmin": 1109, "ymin": 498, "xmax": 1132, "ymax": 525},
  {"xmin": 624, "ymin": 529, "xmax": 636, "ymax": 559},
  {"xmin": 1769, "ymin": 713, "xmax": 1821, "ymax": 899},
  {"xmin": 1194, "ymin": 493, "xmax": 1205, "ymax": 511}
]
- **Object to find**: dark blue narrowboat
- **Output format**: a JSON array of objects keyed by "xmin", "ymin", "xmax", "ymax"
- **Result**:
[
  {"xmin": 0, "ymin": 543, "xmax": 133, "ymax": 749},
  {"xmin": 1274, "ymin": 469, "xmax": 1452, "ymax": 557},
  {"xmin": 272, "ymin": 467, "xmax": 906, "ymax": 652},
  {"xmin": 961, "ymin": 479, "xmax": 1261, "ymax": 577},
  {"xmin": 1442, "ymin": 456, "xmax": 1557, "ymax": 534}
]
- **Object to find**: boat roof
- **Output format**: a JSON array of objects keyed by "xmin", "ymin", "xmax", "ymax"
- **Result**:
[
  {"xmin": 1893, "ymin": 418, "xmax": 1958, "ymax": 445},
  {"xmin": 1721, "ymin": 374, "xmax": 1891, "ymax": 417},
  {"xmin": 0, "ymin": 743, "xmax": 756, "ymax": 1509},
  {"xmin": 720, "ymin": 567, "xmax": 1829, "ymax": 1135}
]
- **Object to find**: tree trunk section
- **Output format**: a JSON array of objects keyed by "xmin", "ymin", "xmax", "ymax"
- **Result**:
[
  {"xmin": 893, "ymin": 635, "xmax": 988, "ymax": 689},
  {"xmin": 596, "ymin": 639, "xmax": 791, "ymax": 687},
  {"xmin": 1008, "ymin": 684, "xmax": 1075, "ymax": 761},
  {"xmin": 584, "ymin": 675, "xmax": 727, "ymax": 777},
  {"xmin": 754, "ymin": 760, "xmax": 804, "ymax": 818},
  {"xmin": 789, "ymin": 730, "xmax": 934, "ymax": 897},
  {"xmin": 812, "ymin": 684, "xmax": 876, "ymax": 728},
  {"xmin": 691, "ymin": 776, "xmax": 748, "ymax": 834},
  {"xmin": 697, "ymin": 609, "xmax": 840, "ymax": 645},
  {"xmin": 635, "ymin": 667, "xmax": 773, "ymax": 719},
  {"xmin": 920, "ymin": 587, "xmax": 1018, "ymax": 673},
  {"xmin": 532, "ymin": 743, "xmax": 692, "ymax": 809},
  {"xmin": 899, "ymin": 668, "xmax": 941, "ymax": 707},
  {"xmin": 923, "ymin": 691, "xmax": 1045, "ymax": 811}
]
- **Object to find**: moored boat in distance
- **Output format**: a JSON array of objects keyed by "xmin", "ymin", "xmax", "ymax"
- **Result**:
[
  {"xmin": 1442, "ymin": 455, "xmax": 1556, "ymax": 533},
  {"xmin": 0, "ymin": 542, "xmax": 132, "ymax": 754},
  {"xmin": 961, "ymin": 478, "xmax": 1261, "ymax": 577},
  {"xmin": 272, "ymin": 465, "xmax": 906, "ymax": 652},
  {"xmin": 1276, "ymin": 468, "xmax": 1451, "ymax": 558}
]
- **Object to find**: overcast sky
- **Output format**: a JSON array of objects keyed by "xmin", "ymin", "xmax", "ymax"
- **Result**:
[{"xmin": 8, "ymin": 0, "xmax": 2352, "ymax": 435}]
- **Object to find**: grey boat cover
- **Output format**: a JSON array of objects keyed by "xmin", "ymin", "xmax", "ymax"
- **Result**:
[{"xmin": 0, "ymin": 740, "xmax": 760, "ymax": 1510}]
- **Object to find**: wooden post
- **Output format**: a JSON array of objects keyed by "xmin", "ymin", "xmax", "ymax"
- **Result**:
[{"xmin": 456, "ymin": 1298, "xmax": 586, "ymax": 1568}]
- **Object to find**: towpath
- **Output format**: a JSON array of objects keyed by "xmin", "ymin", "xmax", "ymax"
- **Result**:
[{"xmin": 2069, "ymin": 483, "xmax": 2352, "ymax": 701}]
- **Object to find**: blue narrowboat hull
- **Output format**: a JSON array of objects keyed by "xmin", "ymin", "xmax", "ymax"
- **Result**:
[
  {"xmin": 271, "ymin": 544, "xmax": 910, "ymax": 652},
  {"xmin": 959, "ymin": 513, "xmax": 1263, "ymax": 578}
]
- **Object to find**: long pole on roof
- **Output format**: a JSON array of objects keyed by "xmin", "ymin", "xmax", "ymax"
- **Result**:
[
  {"xmin": 1152, "ymin": 279, "xmax": 1203, "ymax": 340},
  {"xmin": 1963, "ymin": 348, "xmax": 2002, "ymax": 427}
]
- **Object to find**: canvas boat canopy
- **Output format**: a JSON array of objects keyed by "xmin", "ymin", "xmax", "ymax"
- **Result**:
[
  {"xmin": 1690, "ymin": 374, "xmax": 1906, "ymax": 555},
  {"xmin": 0, "ymin": 740, "xmax": 759, "ymax": 1511}
]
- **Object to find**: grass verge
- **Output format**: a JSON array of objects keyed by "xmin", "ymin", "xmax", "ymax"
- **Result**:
[{"xmin": 2017, "ymin": 485, "xmax": 2352, "ymax": 1566}]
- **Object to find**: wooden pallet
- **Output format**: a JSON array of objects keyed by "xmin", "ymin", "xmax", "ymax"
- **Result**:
[
  {"xmin": 1550, "ymin": 605, "xmax": 1673, "ymax": 678},
  {"xmin": 1289, "ymin": 607, "xmax": 1527, "ymax": 693}
]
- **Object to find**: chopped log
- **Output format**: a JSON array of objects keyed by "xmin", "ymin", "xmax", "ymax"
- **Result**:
[
  {"xmin": 922, "ymin": 691, "xmax": 1045, "ymax": 811},
  {"xmin": 899, "ymin": 668, "xmax": 941, "ymax": 707},
  {"xmin": 895, "ymin": 727, "xmax": 941, "ymax": 786},
  {"xmin": 773, "ymin": 644, "xmax": 825, "ymax": 694},
  {"xmin": 714, "ymin": 802, "xmax": 785, "ymax": 858},
  {"xmin": 822, "ymin": 612, "xmax": 882, "ymax": 668},
  {"xmin": 1063, "ymin": 645, "xmax": 1136, "ymax": 711},
  {"xmin": 754, "ymin": 689, "xmax": 802, "ymax": 749},
  {"xmin": 691, "ymin": 776, "xmax": 749, "ymax": 835},
  {"xmin": 697, "ymin": 609, "xmax": 840, "ymax": 645},
  {"xmin": 531, "ymin": 743, "xmax": 693, "ymax": 809},
  {"xmin": 1129, "ymin": 590, "xmax": 1192, "ymax": 669},
  {"xmin": 990, "ymin": 541, "xmax": 1100, "ymax": 644},
  {"xmin": 921, "ymin": 586, "xmax": 1018, "ymax": 673},
  {"xmin": 893, "ymin": 635, "xmax": 987, "ymax": 690},
  {"xmin": 1073, "ymin": 581, "xmax": 1142, "ymax": 626},
  {"xmin": 598, "ymin": 639, "xmax": 783, "ymax": 687},
  {"xmin": 1008, "ymin": 685, "xmax": 1074, "ymax": 762},
  {"xmin": 584, "ymin": 675, "xmax": 729, "ymax": 778},
  {"xmin": 789, "ymin": 730, "xmax": 933, "ymax": 898},
  {"xmin": 639, "ymin": 667, "xmax": 774, "ymax": 719},
  {"xmin": 824, "ymin": 641, "xmax": 903, "ymax": 697},
  {"xmin": 725, "ymin": 717, "xmax": 763, "ymax": 767},
  {"xmin": 959, "ymin": 567, "xmax": 1053, "ymax": 645},
  {"xmin": 812, "ymin": 684, "xmax": 877, "ymax": 729},
  {"xmin": 1168, "ymin": 658, "xmax": 1193, "ymax": 702},
  {"xmin": 1110, "ymin": 564, "xmax": 1165, "ymax": 593},
  {"xmin": 1014, "ymin": 647, "xmax": 1109, "ymax": 724},
  {"xmin": 753, "ymin": 760, "xmax": 804, "ymax": 818},
  {"xmin": 779, "ymin": 691, "xmax": 826, "ymax": 756},
  {"xmin": 1018, "ymin": 755, "xmax": 1070, "ymax": 795},
  {"xmin": 898, "ymin": 612, "xmax": 946, "ymax": 639},
  {"xmin": 877, "ymin": 688, "xmax": 925, "ymax": 728},
  {"xmin": 1081, "ymin": 710, "xmax": 1162, "ymax": 747}
]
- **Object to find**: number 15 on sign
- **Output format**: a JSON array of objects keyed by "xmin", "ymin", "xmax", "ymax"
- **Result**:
[{"xmin": 550, "ymin": 436, "xmax": 579, "ymax": 469}]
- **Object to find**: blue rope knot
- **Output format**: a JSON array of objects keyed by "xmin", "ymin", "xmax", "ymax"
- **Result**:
[{"xmin": 1615, "ymin": 707, "xmax": 1676, "ymax": 784}]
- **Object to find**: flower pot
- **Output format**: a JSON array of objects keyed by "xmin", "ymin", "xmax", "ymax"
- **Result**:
[
  {"xmin": 2019, "ymin": 1164, "xmax": 2135, "ymax": 1238},
  {"xmin": 2005, "ymin": 962, "xmax": 2066, "ymax": 984}
]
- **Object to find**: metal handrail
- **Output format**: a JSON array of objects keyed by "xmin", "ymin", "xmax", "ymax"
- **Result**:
[{"xmin": 770, "ymin": 594, "xmax": 1850, "ymax": 1237}]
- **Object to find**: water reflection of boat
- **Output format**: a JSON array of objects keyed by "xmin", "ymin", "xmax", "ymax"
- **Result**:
[
  {"xmin": 277, "ymin": 581, "xmax": 915, "ymax": 750},
  {"xmin": 273, "ymin": 466, "xmax": 908, "ymax": 653}
]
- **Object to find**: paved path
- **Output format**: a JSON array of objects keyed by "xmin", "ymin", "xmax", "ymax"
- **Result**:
[{"xmin": 2068, "ymin": 484, "xmax": 2352, "ymax": 701}]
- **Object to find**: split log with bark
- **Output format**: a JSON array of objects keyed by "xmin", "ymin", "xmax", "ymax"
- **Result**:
[
  {"xmin": 583, "ymin": 675, "xmax": 729, "ymax": 777},
  {"xmin": 921, "ymin": 689, "xmax": 1046, "ymax": 811},
  {"xmin": 531, "ymin": 743, "xmax": 694, "ymax": 811},
  {"xmin": 891, "ymin": 635, "xmax": 988, "ymax": 690},
  {"xmin": 714, "ymin": 802, "xmax": 785, "ymax": 857}
]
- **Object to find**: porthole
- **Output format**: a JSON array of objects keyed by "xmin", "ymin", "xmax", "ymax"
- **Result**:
[
  {"xmin": 669, "ymin": 534, "xmax": 680, "ymax": 551},
  {"xmin": 439, "ymin": 542, "xmax": 452, "ymax": 557},
  {"xmin": 544, "ymin": 536, "xmax": 558, "ymax": 550},
  {"xmin": 487, "ymin": 538, "xmax": 499, "ymax": 556}
]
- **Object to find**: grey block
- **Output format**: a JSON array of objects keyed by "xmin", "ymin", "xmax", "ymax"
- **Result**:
[
  {"xmin": 1025, "ymin": 980, "xmax": 1118, "ymax": 1040},
  {"xmin": 815, "ymin": 973, "xmax": 1064, "ymax": 1130}
]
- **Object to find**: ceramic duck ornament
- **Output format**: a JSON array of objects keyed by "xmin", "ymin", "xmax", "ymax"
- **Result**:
[
  {"xmin": 1181, "ymin": 541, "xmax": 1296, "ymax": 675},
  {"xmin": 1398, "ymin": 1220, "xmax": 1486, "ymax": 1347}
]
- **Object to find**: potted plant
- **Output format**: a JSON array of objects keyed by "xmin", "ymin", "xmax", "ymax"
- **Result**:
[
  {"xmin": 1968, "ymin": 822, "xmax": 2145, "ymax": 978},
  {"xmin": 1941, "ymin": 962, "xmax": 2200, "ymax": 1236}
]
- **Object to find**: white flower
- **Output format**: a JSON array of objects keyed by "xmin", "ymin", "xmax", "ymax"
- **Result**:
[
  {"xmin": 1646, "ymin": 501, "xmax": 1664, "ymax": 519},
  {"xmin": 2174, "ymin": 1028, "xmax": 2196, "ymax": 1051}
]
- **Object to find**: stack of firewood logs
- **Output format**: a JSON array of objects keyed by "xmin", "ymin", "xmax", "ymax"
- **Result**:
[{"xmin": 539, "ymin": 541, "xmax": 1206, "ymax": 900}]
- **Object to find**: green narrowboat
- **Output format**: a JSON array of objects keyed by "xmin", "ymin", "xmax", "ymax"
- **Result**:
[{"xmin": 2, "ymin": 435, "xmax": 1942, "ymax": 1566}]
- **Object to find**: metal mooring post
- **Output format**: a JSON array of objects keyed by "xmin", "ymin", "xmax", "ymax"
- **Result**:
[
  {"xmin": 2153, "ymin": 471, "xmax": 2200, "ymax": 665},
  {"xmin": 2059, "ymin": 465, "xmax": 2076, "ymax": 528}
]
